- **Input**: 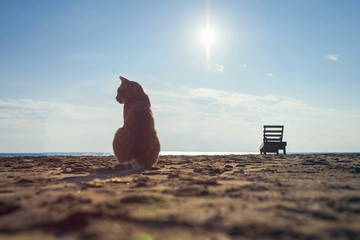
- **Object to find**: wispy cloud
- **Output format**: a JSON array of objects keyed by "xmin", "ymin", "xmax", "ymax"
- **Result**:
[
  {"xmin": 0, "ymin": 99, "xmax": 53, "ymax": 125},
  {"xmin": 0, "ymin": 99, "xmax": 110, "ymax": 122},
  {"xmin": 151, "ymin": 86, "xmax": 338, "ymax": 118},
  {"xmin": 325, "ymin": 54, "xmax": 339, "ymax": 61},
  {"xmin": 238, "ymin": 64, "xmax": 248, "ymax": 68},
  {"xmin": 0, "ymin": 99, "xmax": 121, "ymax": 152},
  {"xmin": 215, "ymin": 64, "xmax": 224, "ymax": 72},
  {"xmin": 266, "ymin": 73, "xmax": 273, "ymax": 77},
  {"xmin": 190, "ymin": 88, "xmax": 277, "ymax": 108}
]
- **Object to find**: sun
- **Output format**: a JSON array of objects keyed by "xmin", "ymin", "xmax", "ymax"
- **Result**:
[
  {"xmin": 200, "ymin": 27, "xmax": 216, "ymax": 46},
  {"xmin": 198, "ymin": 26, "xmax": 217, "ymax": 61}
]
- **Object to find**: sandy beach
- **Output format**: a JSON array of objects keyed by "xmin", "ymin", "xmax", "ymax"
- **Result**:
[{"xmin": 0, "ymin": 154, "xmax": 359, "ymax": 240}]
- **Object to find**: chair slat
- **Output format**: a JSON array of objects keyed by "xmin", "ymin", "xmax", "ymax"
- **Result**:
[{"xmin": 264, "ymin": 125, "xmax": 284, "ymax": 128}]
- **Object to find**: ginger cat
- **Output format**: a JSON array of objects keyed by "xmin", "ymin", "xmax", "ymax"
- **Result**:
[{"xmin": 113, "ymin": 76, "xmax": 161, "ymax": 171}]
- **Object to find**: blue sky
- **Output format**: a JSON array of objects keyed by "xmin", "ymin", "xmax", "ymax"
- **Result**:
[{"xmin": 1, "ymin": 0, "xmax": 359, "ymax": 153}]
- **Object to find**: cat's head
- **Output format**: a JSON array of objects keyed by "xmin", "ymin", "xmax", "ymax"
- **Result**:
[{"xmin": 116, "ymin": 76, "xmax": 148, "ymax": 104}]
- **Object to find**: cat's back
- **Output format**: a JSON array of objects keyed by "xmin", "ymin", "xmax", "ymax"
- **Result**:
[
  {"xmin": 124, "ymin": 100, "xmax": 155, "ymax": 129},
  {"xmin": 124, "ymin": 99, "xmax": 160, "ymax": 165}
]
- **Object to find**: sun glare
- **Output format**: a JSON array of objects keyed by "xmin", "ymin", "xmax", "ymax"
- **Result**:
[
  {"xmin": 199, "ymin": 26, "xmax": 217, "ymax": 61},
  {"xmin": 200, "ymin": 27, "xmax": 216, "ymax": 46},
  {"xmin": 197, "ymin": 3, "xmax": 219, "ymax": 62}
]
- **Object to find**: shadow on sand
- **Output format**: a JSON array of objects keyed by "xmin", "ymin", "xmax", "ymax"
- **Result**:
[{"xmin": 63, "ymin": 168, "xmax": 143, "ymax": 183}]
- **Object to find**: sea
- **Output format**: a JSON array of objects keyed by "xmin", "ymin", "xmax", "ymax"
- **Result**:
[
  {"xmin": 0, "ymin": 151, "xmax": 358, "ymax": 157},
  {"xmin": 0, "ymin": 152, "xmax": 253, "ymax": 157}
]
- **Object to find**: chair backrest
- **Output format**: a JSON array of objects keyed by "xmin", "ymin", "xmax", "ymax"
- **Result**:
[{"xmin": 263, "ymin": 125, "xmax": 284, "ymax": 142}]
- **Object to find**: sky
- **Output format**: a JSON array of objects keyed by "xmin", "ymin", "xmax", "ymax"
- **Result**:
[{"xmin": 0, "ymin": 0, "xmax": 359, "ymax": 153}]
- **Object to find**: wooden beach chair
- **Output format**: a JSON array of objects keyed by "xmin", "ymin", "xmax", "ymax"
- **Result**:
[{"xmin": 260, "ymin": 125, "xmax": 287, "ymax": 154}]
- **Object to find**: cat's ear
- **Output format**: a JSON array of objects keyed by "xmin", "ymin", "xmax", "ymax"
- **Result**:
[{"xmin": 120, "ymin": 76, "xmax": 129, "ymax": 83}]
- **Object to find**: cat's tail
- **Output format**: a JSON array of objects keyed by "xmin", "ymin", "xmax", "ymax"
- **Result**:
[{"xmin": 113, "ymin": 159, "xmax": 144, "ymax": 171}]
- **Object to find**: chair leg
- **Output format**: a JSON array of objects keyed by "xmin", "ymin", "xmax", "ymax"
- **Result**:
[{"xmin": 284, "ymin": 148, "xmax": 286, "ymax": 155}]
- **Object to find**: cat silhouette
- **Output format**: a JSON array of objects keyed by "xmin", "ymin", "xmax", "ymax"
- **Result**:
[{"xmin": 113, "ymin": 76, "xmax": 161, "ymax": 171}]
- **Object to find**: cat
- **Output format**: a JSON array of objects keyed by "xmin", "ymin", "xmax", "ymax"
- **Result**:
[{"xmin": 112, "ymin": 76, "xmax": 161, "ymax": 171}]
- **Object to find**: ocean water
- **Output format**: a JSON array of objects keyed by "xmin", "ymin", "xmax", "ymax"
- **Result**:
[
  {"xmin": 0, "ymin": 151, "xmax": 255, "ymax": 157},
  {"xmin": 0, "ymin": 151, "xmax": 358, "ymax": 157}
]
